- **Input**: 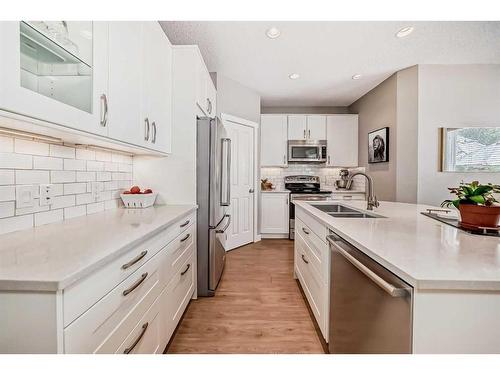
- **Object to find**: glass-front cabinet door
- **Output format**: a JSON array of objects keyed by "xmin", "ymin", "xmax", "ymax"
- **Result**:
[{"xmin": 0, "ymin": 21, "xmax": 108, "ymax": 136}]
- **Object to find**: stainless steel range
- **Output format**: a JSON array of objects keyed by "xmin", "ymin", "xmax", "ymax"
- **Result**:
[{"xmin": 285, "ymin": 175, "xmax": 332, "ymax": 239}]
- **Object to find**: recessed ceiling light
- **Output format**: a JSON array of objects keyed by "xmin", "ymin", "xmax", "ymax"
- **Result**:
[
  {"xmin": 396, "ymin": 26, "xmax": 414, "ymax": 38},
  {"xmin": 289, "ymin": 73, "xmax": 300, "ymax": 80},
  {"xmin": 266, "ymin": 27, "xmax": 281, "ymax": 39},
  {"xmin": 352, "ymin": 74, "xmax": 362, "ymax": 80}
]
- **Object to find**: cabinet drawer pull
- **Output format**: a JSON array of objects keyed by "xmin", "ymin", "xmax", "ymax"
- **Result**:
[
  {"xmin": 121, "ymin": 250, "xmax": 148, "ymax": 270},
  {"xmin": 180, "ymin": 220, "xmax": 190, "ymax": 228},
  {"xmin": 301, "ymin": 254, "xmax": 309, "ymax": 264},
  {"xmin": 302, "ymin": 227, "xmax": 310, "ymax": 235},
  {"xmin": 180, "ymin": 233, "xmax": 190, "ymax": 242},
  {"xmin": 144, "ymin": 118, "xmax": 150, "ymax": 141},
  {"xmin": 123, "ymin": 322, "xmax": 149, "ymax": 354},
  {"xmin": 122, "ymin": 272, "xmax": 148, "ymax": 296},
  {"xmin": 181, "ymin": 263, "xmax": 191, "ymax": 276},
  {"xmin": 100, "ymin": 94, "xmax": 108, "ymax": 127}
]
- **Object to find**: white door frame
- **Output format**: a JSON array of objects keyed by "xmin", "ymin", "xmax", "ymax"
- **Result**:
[{"xmin": 220, "ymin": 113, "xmax": 261, "ymax": 243}]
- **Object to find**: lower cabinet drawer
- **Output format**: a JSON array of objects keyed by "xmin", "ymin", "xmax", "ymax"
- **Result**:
[
  {"xmin": 162, "ymin": 222, "xmax": 195, "ymax": 286},
  {"xmin": 161, "ymin": 250, "xmax": 196, "ymax": 345},
  {"xmin": 115, "ymin": 295, "xmax": 162, "ymax": 354},
  {"xmin": 294, "ymin": 234, "xmax": 327, "ymax": 340},
  {"xmin": 64, "ymin": 246, "xmax": 166, "ymax": 353}
]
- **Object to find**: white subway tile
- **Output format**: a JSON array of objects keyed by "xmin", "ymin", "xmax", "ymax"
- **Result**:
[
  {"xmin": 14, "ymin": 139, "xmax": 49, "ymax": 156},
  {"xmin": 0, "ymin": 170, "xmax": 15, "ymax": 185},
  {"xmin": 76, "ymin": 193, "xmax": 94, "ymax": 205},
  {"xmin": 16, "ymin": 170, "xmax": 49, "ymax": 184},
  {"xmin": 15, "ymin": 198, "xmax": 49, "ymax": 215},
  {"xmin": 51, "ymin": 195, "xmax": 76, "ymax": 209},
  {"xmin": 0, "ymin": 214, "xmax": 33, "ymax": 235},
  {"xmin": 87, "ymin": 161, "xmax": 104, "ymax": 171},
  {"xmin": 0, "ymin": 186, "xmax": 15, "ymax": 202},
  {"xmin": 87, "ymin": 181, "xmax": 104, "ymax": 192},
  {"xmin": 0, "ymin": 201, "xmax": 15, "ymax": 218},
  {"xmin": 87, "ymin": 201, "xmax": 105, "ymax": 214},
  {"xmin": 33, "ymin": 156, "xmax": 63, "ymax": 170},
  {"xmin": 49, "ymin": 144, "xmax": 75, "ymax": 159},
  {"xmin": 76, "ymin": 171, "xmax": 96, "ymax": 182},
  {"xmin": 50, "ymin": 170, "xmax": 76, "ymax": 183},
  {"xmin": 0, "ymin": 136, "xmax": 14, "ymax": 152},
  {"xmin": 51, "ymin": 184, "xmax": 64, "ymax": 196},
  {"xmin": 35, "ymin": 209, "xmax": 63, "ymax": 226},
  {"xmin": 105, "ymin": 199, "xmax": 120, "ymax": 210},
  {"xmin": 0, "ymin": 153, "xmax": 32, "ymax": 169},
  {"xmin": 63, "ymin": 159, "xmax": 86, "ymax": 171},
  {"xmin": 64, "ymin": 205, "xmax": 86, "ymax": 219},
  {"xmin": 104, "ymin": 162, "xmax": 119, "ymax": 172},
  {"xmin": 97, "ymin": 190, "xmax": 112, "ymax": 202},
  {"xmin": 112, "ymin": 190, "xmax": 123, "ymax": 199},
  {"xmin": 112, "ymin": 172, "xmax": 127, "ymax": 181},
  {"xmin": 118, "ymin": 163, "xmax": 133, "ymax": 173},
  {"xmin": 75, "ymin": 148, "xmax": 95, "ymax": 160},
  {"xmin": 96, "ymin": 171, "xmax": 112, "ymax": 181},
  {"xmin": 104, "ymin": 180, "xmax": 118, "ymax": 191},
  {"xmin": 117, "ymin": 180, "xmax": 132, "ymax": 189},
  {"xmin": 63, "ymin": 183, "xmax": 87, "ymax": 195},
  {"xmin": 95, "ymin": 150, "xmax": 112, "ymax": 162}
]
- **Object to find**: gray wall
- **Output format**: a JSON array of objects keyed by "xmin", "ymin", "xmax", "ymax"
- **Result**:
[
  {"xmin": 212, "ymin": 73, "xmax": 261, "ymax": 123},
  {"xmin": 417, "ymin": 64, "xmax": 500, "ymax": 205},
  {"xmin": 349, "ymin": 74, "xmax": 398, "ymax": 201},
  {"xmin": 261, "ymin": 106, "xmax": 350, "ymax": 114}
]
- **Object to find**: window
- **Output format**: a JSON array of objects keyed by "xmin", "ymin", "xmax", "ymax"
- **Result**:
[{"xmin": 441, "ymin": 127, "xmax": 500, "ymax": 172}]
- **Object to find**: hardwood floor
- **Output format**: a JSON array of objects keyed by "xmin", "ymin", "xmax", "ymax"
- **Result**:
[{"xmin": 166, "ymin": 239, "xmax": 325, "ymax": 354}]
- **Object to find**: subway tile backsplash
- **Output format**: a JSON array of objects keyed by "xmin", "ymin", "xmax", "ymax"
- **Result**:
[
  {"xmin": 0, "ymin": 134, "xmax": 133, "ymax": 235},
  {"xmin": 261, "ymin": 165, "xmax": 367, "ymax": 191}
]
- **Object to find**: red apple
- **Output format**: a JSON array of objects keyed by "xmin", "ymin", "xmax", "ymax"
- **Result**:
[
  {"xmin": 144, "ymin": 189, "xmax": 153, "ymax": 194},
  {"xmin": 130, "ymin": 186, "xmax": 141, "ymax": 194},
  {"xmin": 123, "ymin": 191, "xmax": 132, "ymax": 195}
]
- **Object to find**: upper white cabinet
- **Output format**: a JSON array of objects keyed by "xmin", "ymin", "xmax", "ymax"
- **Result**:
[
  {"xmin": 326, "ymin": 114, "xmax": 358, "ymax": 167},
  {"xmin": 0, "ymin": 21, "xmax": 109, "ymax": 137},
  {"xmin": 287, "ymin": 115, "xmax": 326, "ymax": 141},
  {"xmin": 0, "ymin": 21, "xmax": 172, "ymax": 155},
  {"xmin": 261, "ymin": 115, "xmax": 288, "ymax": 167},
  {"xmin": 288, "ymin": 115, "xmax": 307, "ymax": 140},
  {"xmin": 306, "ymin": 115, "xmax": 327, "ymax": 140},
  {"xmin": 196, "ymin": 53, "xmax": 216, "ymax": 118}
]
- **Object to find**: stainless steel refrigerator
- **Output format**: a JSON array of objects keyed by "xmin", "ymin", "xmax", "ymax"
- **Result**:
[{"xmin": 196, "ymin": 116, "xmax": 231, "ymax": 297}]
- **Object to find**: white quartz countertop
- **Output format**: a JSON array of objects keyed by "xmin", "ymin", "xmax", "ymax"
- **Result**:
[
  {"xmin": 294, "ymin": 200, "xmax": 500, "ymax": 291},
  {"xmin": 0, "ymin": 205, "xmax": 197, "ymax": 292}
]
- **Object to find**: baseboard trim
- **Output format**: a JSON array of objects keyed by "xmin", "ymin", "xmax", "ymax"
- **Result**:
[{"xmin": 261, "ymin": 233, "xmax": 290, "ymax": 239}]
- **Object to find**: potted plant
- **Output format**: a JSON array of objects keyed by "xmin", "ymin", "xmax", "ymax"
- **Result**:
[{"xmin": 442, "ymin": 181, "xmax": 500, "ymax": 228}]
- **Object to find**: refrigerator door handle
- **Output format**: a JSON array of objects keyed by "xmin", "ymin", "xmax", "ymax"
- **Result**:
[
  {"xmin": 216, "ymin": 214, "xmax": 231, "ymax": 233},
  {"xmin": 220, "ymin": 138, "xmax": 231, "ymax": 206}
]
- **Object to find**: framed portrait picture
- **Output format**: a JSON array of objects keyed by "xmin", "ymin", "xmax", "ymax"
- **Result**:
[{"xmin": 368, "ymin": 127, "xmax": 389, "ymax": 163}]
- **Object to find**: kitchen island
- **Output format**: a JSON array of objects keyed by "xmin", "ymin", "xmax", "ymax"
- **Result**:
[{"xmin": 294, "ymin": 200, "xmax": 500, "ymax": 354}]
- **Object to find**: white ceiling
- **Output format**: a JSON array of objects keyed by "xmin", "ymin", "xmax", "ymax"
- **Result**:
[{"xmin": 160, "ymin": 21, "xmax": 500, "ymax": 107}]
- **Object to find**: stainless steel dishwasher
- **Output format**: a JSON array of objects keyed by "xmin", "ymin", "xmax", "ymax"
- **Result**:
[{"xmin": 327, "ymin": 232, "xmax": 413, "ymax": 354}]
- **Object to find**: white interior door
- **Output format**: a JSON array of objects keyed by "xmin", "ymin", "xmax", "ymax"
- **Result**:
[{"xmin": 224, "ymin": 120, "xmax": 255, "ymax": 251}]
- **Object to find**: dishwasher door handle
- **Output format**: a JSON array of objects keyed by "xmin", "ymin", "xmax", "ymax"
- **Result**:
[{"xmin": 327, "ymin": 235, "xmax": 407, "ymax": 298}]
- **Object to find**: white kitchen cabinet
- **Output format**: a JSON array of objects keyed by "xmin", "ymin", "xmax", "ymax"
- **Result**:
[
  {"xmin": 326, "ymin": 115, "xmax": 358, "ymax": 167},
  {"xmin": 195, "ymin": 52, "xmax": 216, "ymax": 118},
  {"xmin": 287, "ymin": 115, "xmax": 307, "ymax": 140},
  {"xmin": 260, "ymin": 192, "xmax": 289, "ymax": 236},
  {"xmin": 306, "ymin": 115, "xmax": 327, "ymax": 140},
  {"xmin": 141, "ymin": 21, "xmax": 173, "ymax": 153},
  {"xmin": 260, "ymin": 115, "xmax": 288, "ymax": 167},
  {"xmin": 0, "ymin": 21, "xmax": 109, "ymax": 137}
]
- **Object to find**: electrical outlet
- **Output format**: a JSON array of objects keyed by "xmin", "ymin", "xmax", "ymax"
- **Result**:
[
  {"xmin": 16, "ymin": 185, "xmax": 37, "ymax": 208},
  {"xmin": 39, "ymin": 184, "xmax": 54, "ymax": 206}
]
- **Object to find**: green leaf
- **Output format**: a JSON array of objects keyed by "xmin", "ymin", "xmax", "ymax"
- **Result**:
[
  {"xmin": 473, "ymin": 185, "xmax": 493, "ymax": 196},
  {"xmin": 470, "ymin": 195, "xmax": 486, "ymax": 205}
]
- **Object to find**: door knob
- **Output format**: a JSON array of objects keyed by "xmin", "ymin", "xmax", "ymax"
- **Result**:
[{"xmin": 249, "ymin": 188, "xmax": 255, "ymax": 193}]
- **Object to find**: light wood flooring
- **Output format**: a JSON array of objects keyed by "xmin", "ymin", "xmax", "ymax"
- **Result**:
[{"xmin": 166, "ymin": 239, "xmax": 325, "ymax": 354}]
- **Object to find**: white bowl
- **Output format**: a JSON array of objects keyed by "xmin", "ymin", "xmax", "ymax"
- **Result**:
[{"xmin": 120, "ymin": 192, "xmax": 158, "ymax": 208}]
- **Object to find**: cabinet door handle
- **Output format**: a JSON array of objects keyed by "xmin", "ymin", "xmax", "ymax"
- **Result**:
[
  {"xmin": 181, "ymin": 263, "xmax": 191, "ymax": 276},
  {"xmin": 180, "ymin": 233, "xmax": 190, "ymax": 242},
  {"xmin": 121, "ymin": 250, "xmax": 148, "ymax": 270},
  {"xmin": 144, "ymin": 118, "xmax": 150, "ymax": 141},
  {"xmin": 100, "ymin": 94, "xmax": 108, "ymax": 127},
  {"xmin": 122, "ymin": 272, "xmax": 148, "ymax": 296},
  {"xmin": 303, "ymin": 129, "xmax": 306, "ymax": 139},
  {"xmin": 123, "ymin": 322, "xmax": 148, "ymax": 354},
  {"xmin": 301, "ymin": 254, "xmax": 309, "ymax": 264},
  {"xmin": 327, "ymin": 155, "xmax": 331, "ymax": 165},
  {"xmin": 283, "ymin": 154, "xmax": 287, "ymax": 165},
  {"xmin": 151, "ymin": 121, "xmax": 157, "ymax": 144},
  {"xmin": 180, "ymin": 220, "xmax": 190, "ymax": 228},
  {"xmin": 308, "ymin": 129, "xmax": 311, "ymax": 138},
  {"xmin": 302, "ymin": 227, "xmax": 310, "ymax": 235},
  {"xmin": 206, "ymin": 98, "xmax": 211, "ymax": 114}
]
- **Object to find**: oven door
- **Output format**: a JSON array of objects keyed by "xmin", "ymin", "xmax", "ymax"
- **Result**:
[{"xmin": 288, "ymin": 142, "xmax": 324, "ymax": 162}]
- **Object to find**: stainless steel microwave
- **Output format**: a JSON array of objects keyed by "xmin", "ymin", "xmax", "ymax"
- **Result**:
[{"xmin": 288, "ymin": 140, "xmax": 327, "ymax": 163}]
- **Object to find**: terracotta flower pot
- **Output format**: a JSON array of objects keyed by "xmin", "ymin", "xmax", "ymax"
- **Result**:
[{"xmin": 459, "ymin": 203, "xmax": 500, "ymax": 229}]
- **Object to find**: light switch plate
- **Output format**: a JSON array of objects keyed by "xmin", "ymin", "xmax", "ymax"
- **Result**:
[
  {"xmin": 16, "ymin": 185, "xmax": 37, "ymax": 208},
  {"xmin": 39, "ymin": 184, "xmax": 54, "ymax": 206}
]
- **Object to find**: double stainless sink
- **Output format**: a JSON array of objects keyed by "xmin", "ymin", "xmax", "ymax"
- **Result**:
[{"xmin": 311, "ymin": 204, "xmax": 384, "ymax": 218}]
